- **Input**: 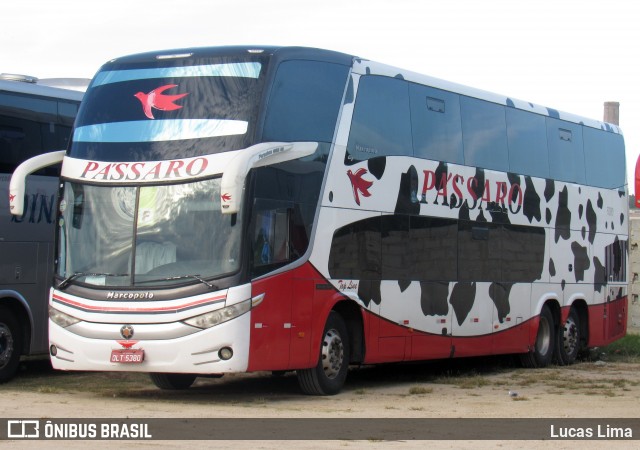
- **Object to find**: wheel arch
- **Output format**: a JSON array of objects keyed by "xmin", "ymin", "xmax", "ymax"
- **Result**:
[
  {"xmin": 567, "ymin": 298, "xmax": 589, "ymax": 350},
  {"xmin": 332, "ymin": 299, "xmax": 365, "ymax": 364},
  {"xmin": 0, "ymin": 291, "xmax": 34, "ymax": 355}
]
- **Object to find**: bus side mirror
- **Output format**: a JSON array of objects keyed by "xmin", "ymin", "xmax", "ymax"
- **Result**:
[
  {"xmin": 10, "ymin": 150, "xmax": 66, "ymax": 216},
  {"xmin": 220, "ymin": 142, "xmax": 317, "ymax": 215}
]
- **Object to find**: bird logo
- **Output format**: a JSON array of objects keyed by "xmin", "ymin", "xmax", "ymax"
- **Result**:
[
  {"xmin": 221, "ymin": 193, "xmax": 231, "ymax": 202},
  {"xmin": 346, "ymin": 168, "xmax": 374, "ymax": 206},
  {"xmin": 134, "ymin": 84, "xmax": 188, "ymax": 119}
]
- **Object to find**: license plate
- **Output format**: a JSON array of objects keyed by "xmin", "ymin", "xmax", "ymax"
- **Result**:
[{"xmin": 110, "ymin": 349, "xmax": 144, "ymax": 364}]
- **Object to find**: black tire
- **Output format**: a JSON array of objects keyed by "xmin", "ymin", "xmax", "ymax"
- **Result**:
[
  {"xmin": 149, "ymin": 373, "xmax": 197, "ymax": 390},
  {"xmin": 0, "ymin": 306, "xmax": 23, "ymax": 383},
  {"xmin": 554, "ymin": 308, "xmax": 581, "ymax": 366},
  {"xmin": 520, "ymin": 305, "xmax": 555, "ymax": 368},
  {"xmin": 297, "ymin": 311, "xmax": 349, "ymax": 395}
]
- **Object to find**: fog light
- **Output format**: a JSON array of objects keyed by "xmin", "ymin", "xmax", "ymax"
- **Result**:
[
  {"xmin": 219, "ymin": 347, "xmax": 233, "ymax": 360},
  {"xmin": 50, "ymin": 345, "xmax": 57, "ymax": 356}
]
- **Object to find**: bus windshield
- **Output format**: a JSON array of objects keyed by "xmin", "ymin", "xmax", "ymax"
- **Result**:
[
  {"xmin": 69, "ymin": 59, "xmax": 265, "ymax": 162},
  {"xmin": 57, "ymin": 177, "xmax": 242, "ymax": 288}
]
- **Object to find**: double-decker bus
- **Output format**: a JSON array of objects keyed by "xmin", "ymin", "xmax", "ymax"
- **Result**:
[
  {"xmin": 1, "ymin": 74, "xmax": 85, "ymax": 382},
  {"xmin": 10, "ymin": 47, "xmax": 628, "ymax": 395}
]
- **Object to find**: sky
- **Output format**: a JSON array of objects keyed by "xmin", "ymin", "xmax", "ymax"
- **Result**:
[{"xmin": 3, "ymin": 0, "xmax": 639, "ymax": 191}]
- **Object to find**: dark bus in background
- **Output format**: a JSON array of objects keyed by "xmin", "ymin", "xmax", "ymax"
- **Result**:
[{"xmin": 0, "ymin": 73, "xmax": 86, "ymax": 382}]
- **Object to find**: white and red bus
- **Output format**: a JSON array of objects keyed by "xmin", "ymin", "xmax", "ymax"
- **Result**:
[{"xmin": 10, "ymin": 47, "xmax": 628, "ymax": 394}]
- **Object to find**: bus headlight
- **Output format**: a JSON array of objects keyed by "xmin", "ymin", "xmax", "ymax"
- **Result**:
[
  {"xmin": 183, "ymin": 299, "xmax": 251, "ymax": 329},
  {"xmin": 49, "ymin": 306, "xmax": 81, "ymax": 328}
]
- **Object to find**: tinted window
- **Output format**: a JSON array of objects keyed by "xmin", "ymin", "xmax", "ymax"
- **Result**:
[
  {"xmin": 263, "ymin": 60, "xmax": 349, "ymax": 143},
  {"xmin": 458, "ymin": 221, "xmax": 501, "ymax": 281},
  {"xmin": 546, "ymin": 117, "xmax": 585, "ymax": 184},
  {"xmin": 583, "ymin": 127, "xmax": 625, "ymax": 188},
  {"xmin": 0, "ymin": 91, "xmax": 78, "ymax": 173},
  {"xmin": 71, "ymin": 58, "xmax": 266, "ymax": 161},
  {"xmin": 381, "ymin": 215, "xmax": 410, "ymax": 280},
  {"xmin": 502, "ymin": 225, "xmax": 545, "ymax": 282},
  {"xmin": 347, "ymin": 76, "xmax": 412, "ymax": 161},
  {"xmin": 506, "ymin": 108, "xmax": 549, "ymax": 178},
  {"xmin": 328, "ymin": 216, "xmax": 381, "ymax": 279},
  {"xmin": 250, "ymin": 144, "xmax": 329, "ymax": 277},
  {"xmin": 410, "ymin": 216, "xmax": 457, "ymax": 281},
  {"xmin": 410, "ymin": 84, "xmax": 464, "ymax": 164},
  {"xmin": 460, "ymin": 97, "xmax": 509, "ymax": 172}
]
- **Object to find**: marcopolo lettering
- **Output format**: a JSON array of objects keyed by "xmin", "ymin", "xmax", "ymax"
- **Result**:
[
  {"xmin": 107, "ymin": 292, "xmax": 154, "ymax": 300},
  {"xmin": 79, "ymin": 158, "xmax": 208, "ymax": 181}
]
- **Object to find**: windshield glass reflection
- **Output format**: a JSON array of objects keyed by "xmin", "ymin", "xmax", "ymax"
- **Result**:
[{"xmin": 57, "ymin": 178, "xmax": 241, "ymax": 288}]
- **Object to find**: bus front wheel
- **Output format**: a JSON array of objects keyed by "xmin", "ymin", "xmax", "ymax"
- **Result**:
[
  {"xmin": 520, "ymin": 305, "xmax": 555, "ymax": 368},
  {"xmin": 149, "ymin": 373, "xmax": 197, "ymax": 390},
  {"xmin": 0, "ymin": 306, "xmax": 23, "ymax": 383},
  {"xmin": 297, "ymin": 311, "xmax": 350, "ymax": 395}
]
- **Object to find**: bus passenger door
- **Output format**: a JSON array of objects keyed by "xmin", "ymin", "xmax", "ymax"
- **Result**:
[{"xmin": 247, "ymin": 200, "xmax": 295, "ymax": 371}]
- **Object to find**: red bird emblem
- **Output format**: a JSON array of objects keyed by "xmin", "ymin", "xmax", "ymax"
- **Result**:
[
  {"xmin": 221, "ymin": 193, "xmax": 231, "ymax": 202},
  {"xmin": 9, "ymin": 193, "xmax": 15, "ymax": 202},
  {"xmin": 134, "ymin": 84, "xmax": 188, "ymax": 119},
  {"xmin": 116, "ymin": 340, "xmax": 138, "ymax": 349},
  {"xmin": 347, "ymin": 168, "xmax": 373, "ymax": 206}
]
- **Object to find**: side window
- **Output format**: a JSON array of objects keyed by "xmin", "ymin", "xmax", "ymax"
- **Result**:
[
  {"xmin": 249, "ymin": 147, "xmax": 329, "ymax": 277},
  {"xmin": 506, "ymin": 108, "xmax": 549, "ymax": 179},
  {"xmin": 409, "ymin": 84, "xmax": 464, "ymax": 164},
  {"xmin": 263, "ymin": 60, "xmax": 349, "ymax": 143},
  {"xmin": 346, "ymin": 76, "xmax": 412, "ymax": 161},
  {"xmin": 460, "ymin": 97, "xmax": 509, "ymax": 172},
  {"xmin": 502, "ymin": 225, "xmax": 546, "ymax": 282},
  {"xmin": 458, "ymin": 221, "xmax": 501, "ymax": 281},
  {"xmin": 410, "ymin": 216, "xmax": 457, "ymax": 281},
  {"xmin": 546, "ymin": 117, "xmax": 585, "ymax": 184},
  {"xmin": 583, "ymin": 127, "xmax": 625, "ymax": 188},
  {"xmin": 251, "ymin": 198, "xmax": 294, "ymax": 275},
  {"xmin": 0, "ymin": 92, "xmax": 75, "ymax": 175},
  {"xmin": 328, "ymin": 216, "xmax": 381, "ymax": 280},
  {"xmin": 381, "ymin": 215, "xmax": 410, "ymax": 280}
]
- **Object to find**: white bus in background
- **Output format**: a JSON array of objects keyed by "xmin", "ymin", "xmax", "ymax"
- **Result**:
[{"xmin": 0, "ymin": 73, "xmax": 87, "ymax": 382}]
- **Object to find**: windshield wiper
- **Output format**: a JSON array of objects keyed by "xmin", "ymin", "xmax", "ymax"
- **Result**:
[
  {"xmin": 57, "ymin": 272, "xmax": 129, "ymax": 290},
  {"xmin": 135, "ymin": 274, "xmax": 219, "ymax": 290}
]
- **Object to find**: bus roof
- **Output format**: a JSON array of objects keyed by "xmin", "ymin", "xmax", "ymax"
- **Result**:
[
  {"xmin": 98, "ymin": 45, "xmax": 621, "ymax": 135},
  {"xmin": 0, "ymin": 74, "xmax": 87, "ymax": 101}
]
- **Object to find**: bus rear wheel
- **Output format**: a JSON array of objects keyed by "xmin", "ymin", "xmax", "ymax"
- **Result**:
[
  {"xmin": 520, "ymin": 305, "xmax": 555, "ymax": 368},
  {"xmin": 0, "ymin": 307, "xmax": 23, "ymax": 383},
  {"xmin": 554, "ymin": 308, "xmax": 581, "ymax": 366},
  {"xmin": 297, "ymin": 311, "xmax": 349, "ymax": 395},
  {"xmin": 149, "ymin": 373, "xmax": 197, "ymax": 390}
]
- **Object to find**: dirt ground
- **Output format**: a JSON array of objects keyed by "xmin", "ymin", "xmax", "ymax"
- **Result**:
[{"xmin": 1, "ymin": 355, "xmax": 639, "ymax": 449}]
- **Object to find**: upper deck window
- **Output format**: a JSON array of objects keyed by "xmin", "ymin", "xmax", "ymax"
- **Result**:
[
  {"xmin": 347, "ymin": 76, "xmax": 412, "ymax": 161},
  {"xmin": 262, "ymin": 60, "xmax": 349, "ymax": 143},
  {"xmin": 70, "ymin": 58, "xmax": 267, "ymax": 162}
]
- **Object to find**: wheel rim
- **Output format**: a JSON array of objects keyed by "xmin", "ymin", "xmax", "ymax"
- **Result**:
[
  {"xmin": 321, "ymin": 328, "xmax": 344, "ymax": 379},
  {"xmin": 535, "ymin": 316, "xmax": 551, "ymax": 355},
  {"xmin": 562, "ymin": 316, "xmax": 579, "ymax": 355},
  {"xmin": 0, "ymin": 324, "xmax": 14, "ymax": 370}
]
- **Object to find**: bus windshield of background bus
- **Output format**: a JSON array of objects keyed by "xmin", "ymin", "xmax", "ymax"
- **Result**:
[
  {"xmin": 56, "ymin": 178, "xmax": 241, "ymax": 287},
  {"xmin": 69, "ymin": 60, "xmax": 265, "ymax": 162}
]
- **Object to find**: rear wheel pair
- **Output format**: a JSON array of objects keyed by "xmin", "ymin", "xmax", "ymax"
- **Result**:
[{"xmin": 520, "ymin": 305, "xmax": 582, "ymax": 368}]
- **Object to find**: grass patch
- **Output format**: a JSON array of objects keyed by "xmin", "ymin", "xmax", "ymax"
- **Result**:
[
  {"xmin": 408, "ymin": 386, "xmax": 432, "ymax": 395},
  {"xmin": 599, "ymin": 334, "xmax": 640, "ymax": 362}
]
